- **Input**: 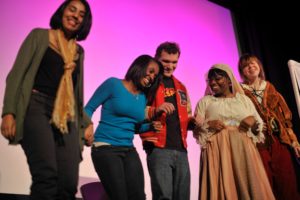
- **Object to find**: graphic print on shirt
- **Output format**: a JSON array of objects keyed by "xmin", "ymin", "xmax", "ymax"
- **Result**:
[
  {"xmin": 178, "ymin": 90, "xmax": 187, "ymax": 106},
  {"xmin": 164, "ymin": 88, "xmax": 176, "ymax": 98},
  {"xmin": 164, "ymin": 88, "xmax": 187, "ymax": 107}
]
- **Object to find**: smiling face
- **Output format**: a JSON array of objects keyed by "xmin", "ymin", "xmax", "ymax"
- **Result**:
[
  {"xmin": 140, "ymin": 61, "xmax": 160, "ymax": 88},
  {"xmin": 158, "ymin": 50, "xmax": 179, "ymax": 77},
  {"xmin": 207, "ymin": 69, "xmax": 232, "ymax": 97},
  {"xmin": 238, "ymin": 55, "xmax": 265, "ymax": 83},
  {"xmin": 62, "ymin": 0, "xmax": 86, "ymax": 37},
  {"xmin": 241, "ymin": 59, "xmax": 261, "ymax": 82}
]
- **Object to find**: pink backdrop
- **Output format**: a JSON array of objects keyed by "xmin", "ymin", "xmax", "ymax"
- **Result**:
[{"xmin": 0, "ymin": 0, "xmax": 240, "ymax": 199}]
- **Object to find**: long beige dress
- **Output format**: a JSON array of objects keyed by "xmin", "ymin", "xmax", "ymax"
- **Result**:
[{"xmin": 194, "ymin": 93, "xmax": 275, "ymax": 200}]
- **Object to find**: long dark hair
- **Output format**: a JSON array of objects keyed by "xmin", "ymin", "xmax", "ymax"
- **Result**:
[
  {"xmin": 125, "ymin": 55, "xmax": 163, "ymax": 104},
  {"xmin": 50, "ymin": 0, "xmax": 92, "ymax": 41},
  {"xmin": 147, "ymin": 61, "xmax": 163, "ymax": 105}
]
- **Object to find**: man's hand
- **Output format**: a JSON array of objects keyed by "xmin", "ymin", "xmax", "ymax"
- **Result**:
[{"xmin": 155, "ymin": 102, "xmax": 175, "ymax": 116}]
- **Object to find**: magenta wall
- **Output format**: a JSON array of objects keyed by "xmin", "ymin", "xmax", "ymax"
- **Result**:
[{"xmin": 0, "ymin": 0, "xmax": 240, "ymax": 199}]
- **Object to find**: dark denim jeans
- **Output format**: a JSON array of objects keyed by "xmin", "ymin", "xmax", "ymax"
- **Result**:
[
  {"xmin": 147, "ymin": 148, "xmax": 190, "ymax": 200},
  {"xmin": 92, "ymin": 145, "xmax": 146, "ymax": 200},
  {"xmin": 21, "ymin": 92, "xmax": 80, "ymax": 200}
]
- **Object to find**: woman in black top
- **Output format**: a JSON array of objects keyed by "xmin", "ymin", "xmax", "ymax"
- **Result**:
[{"xmin": 1, "ymin": 1, "xmax": 93, "ymax": 199}]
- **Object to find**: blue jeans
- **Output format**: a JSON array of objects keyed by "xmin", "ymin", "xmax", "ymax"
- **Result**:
[{"xmin": 147, "ymin": 148, "xmax": 190, "ymax": 200}]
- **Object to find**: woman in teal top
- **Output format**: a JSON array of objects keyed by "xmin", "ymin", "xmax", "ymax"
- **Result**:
[
  {"xmin": 85, "ymin": 55, "xmax": 162, "ymax": 200},
  {"xmin": 85, "ymin": 77, "xmax": 148, "ymax": 146}
]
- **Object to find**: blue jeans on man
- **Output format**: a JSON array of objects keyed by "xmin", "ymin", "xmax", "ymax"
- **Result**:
[{"xmin": 147, "ymin": 148, "xmax": 190, "ymax": 200}]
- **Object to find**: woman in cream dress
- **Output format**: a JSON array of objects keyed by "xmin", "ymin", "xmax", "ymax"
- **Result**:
[{"xmin": 193, "ymin": 64, "xmax": 274, "ymax": 200}]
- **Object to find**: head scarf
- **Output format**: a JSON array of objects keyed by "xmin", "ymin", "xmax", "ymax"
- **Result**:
[{"xmin": 204, "ymin": 63, "xmax": 244, "ymax": 96}]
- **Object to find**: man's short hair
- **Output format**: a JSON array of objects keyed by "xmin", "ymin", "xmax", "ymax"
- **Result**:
[{"xmin": 155, "ymin": 42, "xmax": 181, "ymax": 59}]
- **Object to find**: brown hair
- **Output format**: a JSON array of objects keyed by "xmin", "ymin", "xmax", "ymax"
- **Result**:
[
  {"xmin": 238, "ymin": 53, "xmax": 265, "ymax": 82},
  {"xmin": 155, "ymin": 42, "xmax": 180, "ymax": 59}
]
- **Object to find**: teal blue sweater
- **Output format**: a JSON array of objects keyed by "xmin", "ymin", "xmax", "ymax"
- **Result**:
[{"xmin": 85, "ymin": 78, "xmax": 150, "ymax": 146}]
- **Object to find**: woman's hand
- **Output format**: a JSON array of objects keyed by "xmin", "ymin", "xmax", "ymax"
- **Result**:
[
  {"xmin": 151, "ymin": 121, "xmax": 163, "ymax": 132},
  {"xmin": 187, "ymin": 117, "xmax": 196, "ymax": 130},
  {"xmin": 190, "ymin": 115, "xmax": 204, "ymax": 132},
  {"xmin": 292, "ymin": 142, "xmax": 300, "ymax": 158},
  {"xmin": 1, "ymin": 114, "xmax": 16, "ymax": 140},
  {"xmin": 262, "ymin": 123, "xmax": 267, "ymax": 132},
  {"xmin": 293, "ymin": 146, "xmax": 300, "ymax": 158},
  {"xmin": 84, "ymin": 123, "xmax": 94, "ymax": 146},
  {"xmin": 250, "ymin": 122, "xmax": 260, "ymax": 135},
  {"xmin": 239, "ymin": 116, "xmax": 256, "ymax": 133},
  {"xmin": 207, "ymin": 120, "xmax": 225, "ymax": 132},
  {"xmin": 194, "ymin": 115, "xmax": 204, "ymax": 127}
]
